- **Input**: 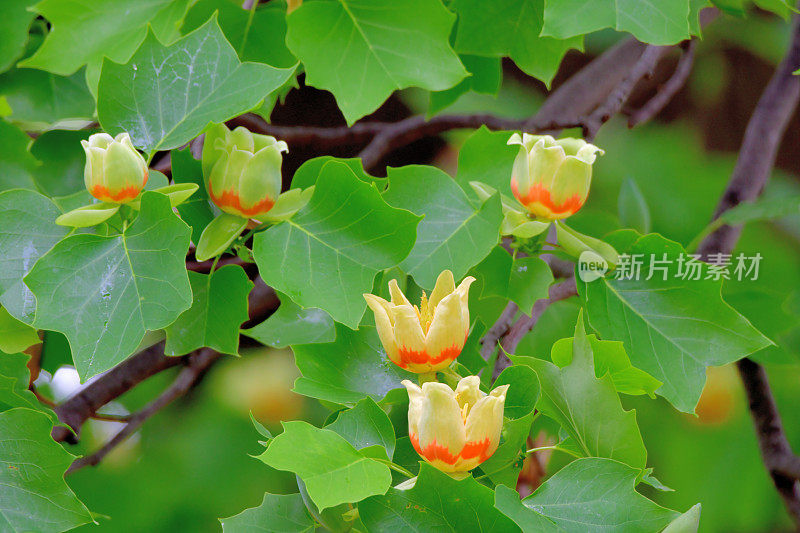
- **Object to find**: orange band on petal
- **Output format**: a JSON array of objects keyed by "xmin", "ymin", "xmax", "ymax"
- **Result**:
[
  {"xmin": 209, "ymin": 184, "xmax": 275, "ymax": 217},
  {"xmin": 459, "ymin": 438, "xmax": 492, "ymax": 462},
  {"xmin": 91, "ymin": 184, "xmax": 142, "ymax": 203},
  {"xmin": 397, "ymin": 338, "xmax": 464, "ymax": 368},
  {"xmin": 410, "ymin": 433, "xmax": 495, "ymax": 466},
  {"xmin": 511, "ymin": 180, "xmax": 582, "ymax": 216}
]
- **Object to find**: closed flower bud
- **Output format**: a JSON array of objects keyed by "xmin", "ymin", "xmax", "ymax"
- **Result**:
[
  {"xmin": 403, "ymin": 376, "xmax": 508, "ymax": 474},
  {"xmin": 203, "ymin": 123, "xmax": 288, "ymax": 218},
  {"xmin": 508, "ymin": 133, "xmax": 604, "ymax": 220},
  {"xmin": 81, "ymin": 132, "xmax": 148, "ymax": 204},
  {"xmin": 363, "ymin": 270, "xmax": 474, "ymax": 373}
]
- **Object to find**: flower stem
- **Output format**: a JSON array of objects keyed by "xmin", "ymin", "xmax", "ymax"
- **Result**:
[
  {"xmin": 417, "ymin": 371, "xmax": 438, "ymax": 385},
  {"xmin": 525, "ymin": 445, "xmax": 582, "ymax": 459}
]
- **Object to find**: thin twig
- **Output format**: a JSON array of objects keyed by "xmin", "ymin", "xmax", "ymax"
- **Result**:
[
  {"xmin": 628, "ymin": 39, "xmax": 697, "ymax": 128},
  {"xmin": 696, "ymin": 5, "xmax": 800, "ymax": 524},
  {"xmin": 67, "ymin": 349, "xmax": 220, "ymax": 474}
]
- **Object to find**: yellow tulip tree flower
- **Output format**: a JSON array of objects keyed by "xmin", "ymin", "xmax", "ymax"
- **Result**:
[
  {"xmin": 403, "ymin": 376, "xmax": 508, "ymax": 474},
  {"xmin": 81, "ymin": 132, "xmax": 148, "ymax": 204},
  {"xmin": 363, "ymin": 270, "xmax": 474, "ymax": 373},
  {"xmin": 508, "ymin": 132, "xmax": 604, "ymax": 220}
]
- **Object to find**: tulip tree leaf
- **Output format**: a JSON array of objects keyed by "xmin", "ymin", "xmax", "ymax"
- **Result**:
[
  {"xmin": 429, "ymin": 54, "xmax": 502, "ymax": 115},
  {"xmin": 98, "ymin": 17, "xmax": 295, "ymax": 154},
  {"xmin": 243, "ymin": 292, "xmax": 335, "ymax": 349},
  {"xmin": 292, "ymin": 325, "xmax": 414, "ymax": 406},
  {"xmin": 0, "ymin": 307, "xmax": 39, "ymax": 354},
  {"xmin": 19, "ymin": 0, "xmax": 191, "ymax": 76},
  {"xmin": 182, "ymin": 0, "xmax": 296, "ymax": 68},
  {"xmin": 471, "ymin": 246, "xmax": 555, "ymax": 314},
  {"xmin": 0, "ymin": 119, "xmax": 39, "ymax": 192},
  {"xmin": 31, "ymin": 130, "xmax": 94, "ymax": 198},
  {"xmin": 456, "ymin": 126, "xmax": 518, "ymax": 200},
  {"xmin": 0, "ymin": 408, "xmax": 93, "ymax": 532},
  {"xmin": 170, "ymin": 147, "xmax": 215, "ymax": 244},
  {"xmin": 26, "ymin": 192, "xmax": 192, "ymax": 380},
  {"xmin": 495, "ymin": 458, "xmax": 681, "ymax": 532},
  {"xmin": 326, "ymin": 397, "xmax": 396, "ymax": 459},
  {"xmin": 541, "ymin": 0, "xmax": 691, "ymax": 45},
  {"xmin": 257, "ymin": 420, "xmax": 392, "ymax": 511},
  {"xmin": 0, "ymin": 69, "xmax": 95, "ymax": 125},
  {"xmin": 219, "ymin": 492, "xmax": 315, "ymax": 533},
  {"xmin": 164, "ymin": 266, "xmax": 253, "ymax": 356},
  {"xmin": 0, "ymin": 353, "xmax": 54, "ymax": 419},
  {"xmin": 512, "ymin": 314, "xmax": 648, "ymax": 469},
  {"xmin": 0, "ymin": 190, "xmax": 70, "ymax": 323},
  {"xmin": 0, "ymin": 0, "xmax": 37, "ymax": 73},
  {"xmin": 253, "ymin": 161, "xmax": 420, "ymax": 328},
  {"xmin": 550, "ymin": 335, "xmax": 662, "ymax": 397},
  {"xmin": 453, "ymin": 0, "xmax": 583, "ymax": 87},
  {"xmin": 577, "ymin": 233, "xmax": 772, "ymax": 413},
  {"xmin": 285, "ymin": 0, "xmax": 467, "ymax": 125},
  {"xmin": 360, "ymin": 463, "xmax": 519, "ymax": 532},
  {"xmin": 382, "ymin": 165, "xmax": 502, "ymax": 290}
]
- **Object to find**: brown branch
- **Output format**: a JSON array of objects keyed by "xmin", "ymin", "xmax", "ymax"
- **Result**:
[
  {"xmin": 628, "ymin": 39, "xmax": 697, "ymax": 128},
  {"xmin": 492, "ymin": 278, "xmax": 578, "ymax": 380},
  {"xmin": 695, "ymin": 6, "xmax": 800, "ymax": 524},
  {"xmin": 67, "ymin": 349, "xmax": 220, "ymax": 474},
  {"xmin": 480, "ymin": 302, "xmax": 519, "ymax": 362}
]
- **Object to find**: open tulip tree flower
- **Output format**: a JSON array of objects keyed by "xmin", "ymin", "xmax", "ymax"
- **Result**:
[
  {"xmin": 508, "ymin": 133, "xmax": 604, "ymax": 221},
  {"xmin": 82, "ymin": 132, "xmax": 149, "ymax": 203},
  {"xmin": 364, "ymin": 270, "xmax": 474, "ymax": 374},
  {"xmin": 403, "ymin": 376, "xmax": 508, "ymax": 476}
]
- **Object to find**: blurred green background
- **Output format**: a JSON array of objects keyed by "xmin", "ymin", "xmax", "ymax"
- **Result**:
[{"xmin": 47, "ymin": 8, "xmax": 800, "ymax": 533}]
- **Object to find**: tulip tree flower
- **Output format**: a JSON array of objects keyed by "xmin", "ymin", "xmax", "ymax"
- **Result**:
[
  {"xmin": 403, "ymin": 376, "xmax": 508, "ymax": 474},
  {"xmin": 363, "ymin": 270, "xmax": 474, "ymax": 373},
  {"xmin": 508, "ymin": 133, "xmax": 604, "ymax": 221},
  {"xmin": 202, "ymin": 123, "xmax": 288, "ymax": 218},
  {"xmin": 82, "ymin": 132, "xmax": 148, "ymax": 203}
]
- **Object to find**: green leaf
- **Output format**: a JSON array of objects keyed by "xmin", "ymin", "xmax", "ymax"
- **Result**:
[
  {"xmin": 0, "ymin": 190, "xmax": 70, "ymax": 323},
  {"xmin": 291, "ymin": 155, "xmax": 384, "ymax": 190},
  {"xmin": 182, "ymin": 0, "xmax": 296, "ymax": 67},
  {"xmin": 578, "ymin": 233, "xmax": 772, "ymax": 412},
  {"xmin": 253, "ymin": 161, "xmax": 420, "ymax": 328},
  {"xmin": 220, "ymin": 492, "xmax": 315, "ymax": 533},
  {"xmin": 618, "ymin": 177, "xmax": 651, "ymax": 234},
  {"xmin": 0, "ymin": 69, "xmax": 95, "ymax": 126},
  {"xmin": 456, "ymin": 126, "xmax": 518, "ymax": 200},
  {"xmin": 164, "ymin": 265, "xmax": 253, "ymax": 356},
  {"xmin": 512, "ymin": 313, "xmax": 647, "ymax": 469},
  {"xmin": 98, "ymin": 17, "xmax": 294, "ymax": 154},
  {"xmin": 20, "ymin": 0, "xmax": 191, "ymax": 76},
  {"xmin": 0, "ymin": 0, "xmax": 37, "ymax": 73},
  {"xmin": 0, "ymin": 119, "xmax": 39, "ymax": 192},
  {"xmin": 326, "ymin": 397, "xmax": 396, "ymax": 459},
  {"xmin": 453, "ymin": 0, "xmax": 583, "ymax": 87},
  {"xmin": 171, "ymin": 147, "xmax": 215, "ymax": 244},
  {"xmin": 495, "ymin": 458, "xmax": 680, "ymax": 532},
  {"xmin": 285, "ymin": 0, "xmax": 467, "ymax": 125},
  {"xmin": 429, "ymin": 55, "xmax": 502, "ymax": 115},
  {"xmin": 257, "ymin": 420, "xmax": 392, "ymax": 511},
  {"xmin": 26, "ymin": 192, "xmax": 192, "ymax": 380},
  {"xmin": 0, "ymin": 307, "xmax": 39, "ymax": 353},
  {"xmin": 550, "ymin": 335, "xmax": 662, "ymax": 397},
  {"xmin": 292, "ymin": 325, "xmax": 414, "ymax": 405},
  {"xmin": 471, "ymin": 247, "xmax": 554, "ymax": 314},
  {"xmin": 542, "ymin": 0, "xmax": 691, "ymax": 45},
  {"xmin": 383, "ymin": 165, "xmax": 502, "ymax": 289},
  {"xmin": 0, "ymin": 353, "xmax": 53, "ymax": 418},
  {"xmin": 196, "ymin": 213, "xmax": 248, "ymax": 262},
  {"xmin": 360, "ymin": 463, "xmax": 519, "ymax": 532},
  {"xmin": 663, "ymin": 503, "xmax": 702, "ymax": 533},
  {"xmin": 30, "ymin": 130, "xmax": 93, "ymax": 197},
  {"xmin": 0, "ymin": 408, "xmax": 93, "ymax": 531},
  {"xmin": 243, "ymin": 292, "xmax": 335, "ymax": 349}
]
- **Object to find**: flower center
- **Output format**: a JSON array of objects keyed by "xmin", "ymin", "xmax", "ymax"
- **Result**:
[{"xmin": 415, "ymin": 291, "xmax": 434, "ymax": 333}]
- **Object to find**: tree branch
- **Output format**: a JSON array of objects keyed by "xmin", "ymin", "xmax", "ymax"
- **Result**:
[
  {"xmin": 695, "ymin": 6, "xmax": 800, "ymax": 524},
  {"xmin": 67, "ymin": 349, "xmax": 220, "ymax": 474}
]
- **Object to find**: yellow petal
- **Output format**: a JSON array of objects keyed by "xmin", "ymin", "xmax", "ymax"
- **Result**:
[
  {"xmin": 388, "ymin": 278, "xmax": 412, "ymax": 307},
  {"xmin": 402, "ymin": 379, "xmax": 423, "ymax": 437},
  {"xmin": 392, "ymin": 304, "xmax": 426, "ymax": 357},
  {"xmin": 455, "ymin": 375, "xmax": 484, "ymax": 410},
  {"xmin": 464, "ymin": 384, "xmax": 508, "ymax": 459},
  {"xmin": 364, "ymin": 294, "xmax": 399, "ymax": 365},
  {"xmin": 428, "ymin": 270, "xmax": 455, "ymax": 310},
  {"xmin": 455, "ymin": 276, "xmax": 475, "ymax": 331},
  {"xmin": 416, "ymin": 382, "xmax": 466, "ymax": 468},
  {"xmin": 425, "ymin": 290, "xmax": 467, "ymax": 369}
]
